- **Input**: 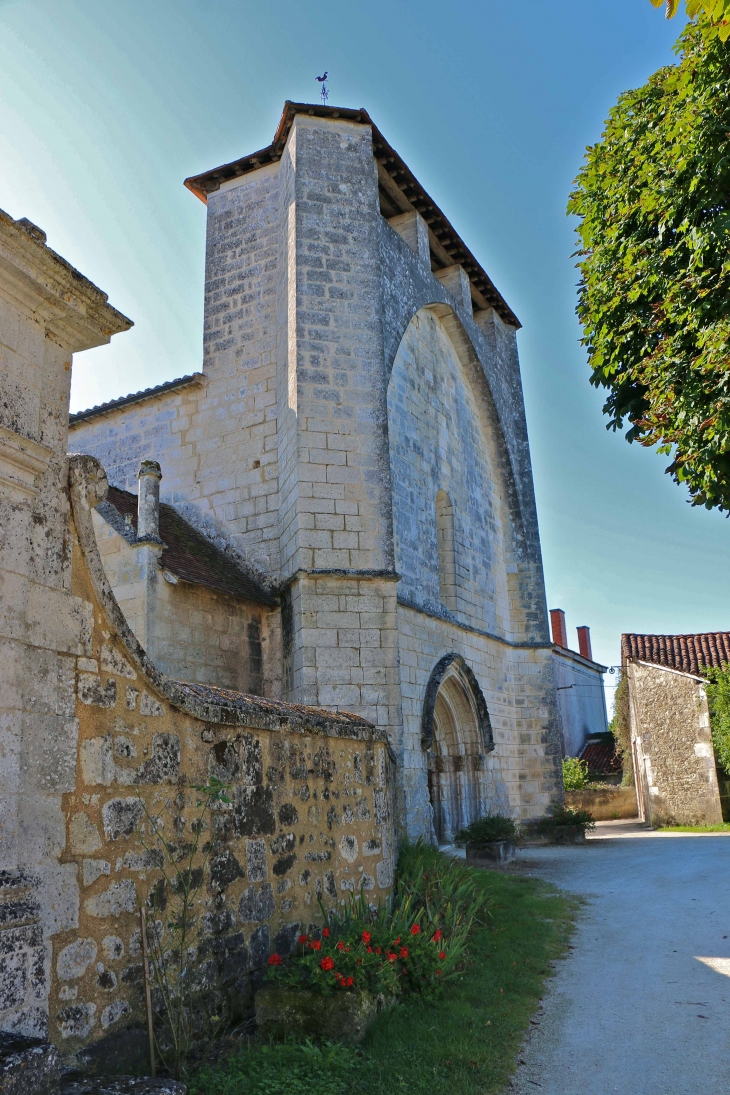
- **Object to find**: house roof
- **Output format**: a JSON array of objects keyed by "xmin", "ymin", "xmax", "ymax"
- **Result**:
[
  {"xmin": 622, "ymin": 631, "xmax": 730, "ymax": 676},
  {"xmin": 98, "ymin": 485, "xmax": 276, "ymax": 606},
  {"xmin": 579, "ymin": 739, "xmax": 622, "ymax": 775},
  {"xmin": 69, "ymin": 373, "xmax": 203, "ymax": 426},
  {"xmin": 184, "ymin": 100, "xmax": 520, "ymax": 328}
]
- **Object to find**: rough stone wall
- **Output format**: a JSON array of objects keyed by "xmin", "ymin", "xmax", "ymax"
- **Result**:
[
  {"xmin": 90, "ymin": 510, "xmax": 273, "ymax": 695},
  {"xmin": 552, "ymin": 647, "xmax": 608, "ymax": 758},
  {"xmin": 49, "ymin": 455, "xmax": 394, "ymax": 1060},
  {"xmin": 628, "ymin": 660, "xmax": 722, "ymax": 826},
  {"xmin": 0, "ymin": 209, "xmax": 132, "ymax": 1041}
]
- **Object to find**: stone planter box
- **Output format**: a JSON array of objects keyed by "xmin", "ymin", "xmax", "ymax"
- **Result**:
[
  {"xmin": 255, "ymin": 985, "xmax": 380, "ymax": 1045},
  {"xmin": 543, "ymin": 824, "xmax": 586, "ymax": 844},
  {"xmin": 465, "ymin": 840, "xmax": 516, "ymax": 865}
]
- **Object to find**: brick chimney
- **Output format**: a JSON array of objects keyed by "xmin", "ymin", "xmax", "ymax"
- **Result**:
[
  {"xmin": 576, "ymin": 626, "xmax": 593, "ymax": 661},
  {"xmin": 550, "ymin": 608, "xmax": 567, "ymax": 649}
]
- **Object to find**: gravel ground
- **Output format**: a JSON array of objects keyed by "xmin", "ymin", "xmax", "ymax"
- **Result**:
[{"xmin": 506, "ymin": 820, "xmax": 730, "ymax": 1095}]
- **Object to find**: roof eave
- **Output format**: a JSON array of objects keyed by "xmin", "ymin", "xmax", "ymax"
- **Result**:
[{"xmin": 183, "ymin": 101, "xmax": 520, "ymax": 328}]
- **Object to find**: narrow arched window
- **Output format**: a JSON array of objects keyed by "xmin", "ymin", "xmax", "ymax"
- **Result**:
[{"xmin": 436, "ymin": 490, "xmax": 457, "ymax": 612}]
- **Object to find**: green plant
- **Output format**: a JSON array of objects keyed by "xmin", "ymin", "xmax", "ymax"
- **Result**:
[
  {"xmin": 561, "ymin": 757, "xmax": 589, "ymax": 791},
  {"xmin": 453, "ymin": 815, "xmax": 517, "ymax": 845},
  {"xmin": 609, "ymin": 672, "xmax": 634, "ymax": 787},
  {"xmin": 136, "ymin": 777, "xmax": 231, "ymax": 1081},
  {"xmin": 268, "ymin": 843, "xmax": 489, "ymax": 1001},
  {"xmin": 537, "ymin": 805, "xmax": 596, "ymax": 834},
  {"xmin": 568, "ymin": 23, "xmax": 730, "ymax": 512},
  {"xmin": 190, "ymin": 871, "xmax": 580, "ymax": 1095},
  {"xmin": 701, "ymin": 664, "xmax": 730, "ymax": 774}
]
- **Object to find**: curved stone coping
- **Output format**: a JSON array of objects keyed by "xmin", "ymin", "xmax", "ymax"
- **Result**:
[{"xmin": 68, "ymin": 453, "xmax": 387, "ymax": 745}]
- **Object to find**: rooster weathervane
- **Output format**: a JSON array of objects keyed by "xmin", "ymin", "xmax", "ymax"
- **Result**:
[{"xmin": 315, "ymin": 71, "xmax": 329, "ymax": 105}]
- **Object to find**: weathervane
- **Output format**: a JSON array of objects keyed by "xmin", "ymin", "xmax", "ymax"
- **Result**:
[{"xmin": 315, "ymin": 71, "xmax": 329, "ymax": 106}]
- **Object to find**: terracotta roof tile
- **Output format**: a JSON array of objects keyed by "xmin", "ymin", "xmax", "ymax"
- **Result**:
[
  {"xmin": 101, "ymin": 486, "xmax": 276, "ymax": 605},
  {"xmin": 621, "ymin": 631, "xmax": 730, "ymax": 676},
  {"xmin": 579, "ymin": 740, "xmax": 622, "ymax": 774}
]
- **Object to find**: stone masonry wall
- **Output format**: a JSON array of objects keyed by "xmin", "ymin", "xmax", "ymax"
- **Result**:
[
  {"xmin": 628, "ymin": 660, "xmax": 722, "ymax": 826},
  {"xmin": 388, "ymin": 307, "xmax": 511, "ymax": 636},
  {"xmin": 396, "ymin": 604, "xmax": 559, "ymax": 834},
  {"xmin": 0, "ymin": 209, "xmax": 132, "ymax": 1041},
  {"xmin": 90, "ymin": 510, "xmax": 274, "ymax": 695},
  {"xmin": 48, "ymin": 455, "xmax": 394, "ymax": 1062}
]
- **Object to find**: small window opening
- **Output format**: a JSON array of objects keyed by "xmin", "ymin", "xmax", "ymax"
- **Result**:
[{"xmin": 436, "ymin": 490, "xmax": 457, "ymax": 612}]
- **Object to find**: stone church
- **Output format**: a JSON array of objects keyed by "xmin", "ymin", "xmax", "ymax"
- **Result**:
[{"xmin": 70, "ymin": 100, "xmax": 562, "ymax": 842}]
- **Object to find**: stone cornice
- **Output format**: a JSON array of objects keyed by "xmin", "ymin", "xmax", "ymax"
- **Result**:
[{"xmin": 0, "ymin": 208, "xmax": 132, "ymax": 352}]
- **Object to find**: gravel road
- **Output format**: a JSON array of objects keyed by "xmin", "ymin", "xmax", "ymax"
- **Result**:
[{"xmin": 507, "ymin": 821, "xmax": 730, "ymax": 1095}]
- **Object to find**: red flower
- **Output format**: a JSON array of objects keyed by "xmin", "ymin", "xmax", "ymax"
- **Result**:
[
  {"xmin": 361, "ymin": 930, "xmax": 371, "ymax": 944},
  {"xmin": 320, "ymin": 956, "xmax": 335, "ymax": 971},
  {"xmin": 439, "ymin": 950, "xmax": 446, "ymax": 959},
  {"xmin": 297, "ymin": 934, "xmax": 308, "ymax": 944},
  {"xmin": 345, "ymin": 946, "xmax": 350, "ymax": 952},
  {"xmin": 394, "ymin": 937, "xmax": 401, "ymax": 945},
  {"xmin": 436, "ymin": 969, "xmax": 442, "ymax": 976},
  {"xmin": 399, "ymin": 947, "xmax": 409, "ymax": 959},
  {"xmin": 367, "ymin": 946, "xmax": 373, "ymax": 953},
  {"xmin": 310, "ymin": 940, "xmax": 322, "ymax": 951},
  {"xmin": 387, "ymin": 952, "xmax": 397, "ymax": 963},
  {"xmin": 433, "ymin": 929, "xmax": 442, "ymax": 942},
  {"xmin": 336, "ymin": 941, "xmax": 345, "ymax": 951},
  {"xmin": 410, "ymin": 924, "xmax": 421, "ymax": 936},
  {"xmin": 376, "ymin": 947, "xmax": 381, "ymax": 955},
  {"xmin": 268, "ymin": 953, "xmax": 282, "ymax": 966},
  {"xmin": 322, "ymin": 927, "xmax": 330, "ymax": 938},
  {"xmin": 347, "ymin": 976, "xmax": 354, "ymax": 987},
  {"xmin": 357, "ymin": 958, "xmax": 362, "ymax": 965}
]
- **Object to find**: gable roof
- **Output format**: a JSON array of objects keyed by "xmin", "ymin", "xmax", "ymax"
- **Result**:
[
  {"xmin": 70, "ymin": 373, "xmax": 203, "ymax": 426},
  {"xmin": 98, "ymin": 486, "xmax": 276, "ymax": 606},
  {"xmin": 622, "ymin": 631, "xmax": 730, "ymax": 676},
  {"xmin": 184, "ymin": 100, "xmax": 520, "ymax": 328}
]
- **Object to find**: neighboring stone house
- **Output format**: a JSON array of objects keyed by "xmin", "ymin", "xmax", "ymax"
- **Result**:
[
  {"xmin": 622, "ymin": 631, "xmax": 729, "ymax": 826},
  {"xmin": 550, "ymin": 608, "xmax": 608, "ymax": 758},
  {"xmin": 70, "ymin": 100, "xmax": 563, "ymax": 845}
]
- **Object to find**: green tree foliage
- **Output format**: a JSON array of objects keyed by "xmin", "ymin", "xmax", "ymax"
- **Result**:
[
  {"xmin": 702, "ymin": 665, "xmax": 730, "ymax": 773},
  {"xmin": 609, "ymin": 672, "xmax": 634, "ymax": 787},
  {"xmin": 650, "ymin": 0, "xmax": 730, "ymax": 43},
  {"xmin": 568, "ymin": 24, "xmax": 730, "ymax": 511},
  {"xmin": 562, "ymin": 756, "xmax": 590, "ymax": 791}
]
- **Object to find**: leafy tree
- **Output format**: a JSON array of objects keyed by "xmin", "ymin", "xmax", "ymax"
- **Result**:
[
  {"xmin": 702, "ymin": 665, "xmax": 730, "ymax": 773},
  {"xmin": 609, "ymin": 672, "xmax": 634, "ymax": 787},
  {"xmin": 569, "ymin": 24, "xmax": 730, "ymax": 511},
  {"xmin": 650, "ymin": 0, "xmax": 730, "ymax": 42}
]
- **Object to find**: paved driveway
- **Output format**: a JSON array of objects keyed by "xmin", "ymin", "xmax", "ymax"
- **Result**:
[{"xmin": 508, "ymin": 821, "xmax": 730, "ymax": 1095}]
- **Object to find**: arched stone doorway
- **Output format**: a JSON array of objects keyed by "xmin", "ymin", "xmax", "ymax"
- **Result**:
[{"xmin": 421, "ymin": 654, "xmax": 494, "ymax": 844}]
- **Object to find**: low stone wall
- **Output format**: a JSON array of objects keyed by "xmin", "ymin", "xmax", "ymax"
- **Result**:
[
  {"xmin": 39, "ymin": 457, "xmax": 395, "ymax": 1066},
  {"xmin": 565, "ymin": 787, "xmax": 638, "ymax": 820}
]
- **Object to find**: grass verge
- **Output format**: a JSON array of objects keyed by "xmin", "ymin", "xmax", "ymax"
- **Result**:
[
  {"xmin": 654, "ymin": 822, "xmax": 730, "ymax": 833},
  {"xmin": 190, "ymin": 868, "xmax": 580, "ymax": 1095}
]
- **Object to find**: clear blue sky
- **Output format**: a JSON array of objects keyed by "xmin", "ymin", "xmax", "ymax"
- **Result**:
[{"xmin": 1, "ymin": 0, "xmax": 726, "ymax": 709}]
